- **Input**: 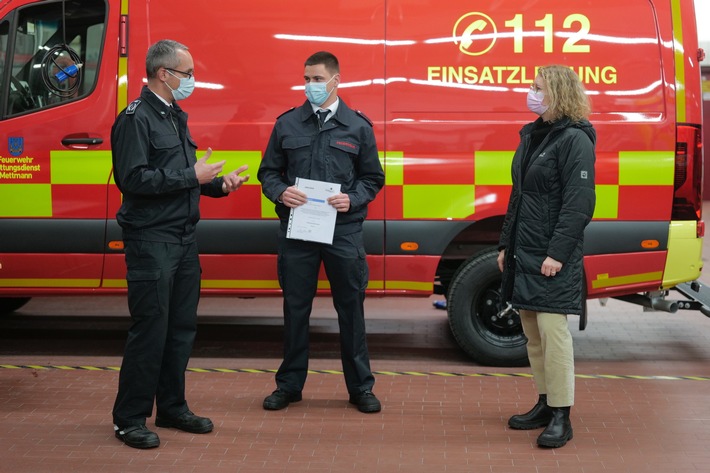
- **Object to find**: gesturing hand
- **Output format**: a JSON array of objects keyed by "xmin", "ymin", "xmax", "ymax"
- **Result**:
[
  {"xmin": 194, "ymin": 148, "xmax": 226, "ymax": 184},
  {"xmin": 222, "ymin": 165, "xmax": 250, "ymax": 193}
]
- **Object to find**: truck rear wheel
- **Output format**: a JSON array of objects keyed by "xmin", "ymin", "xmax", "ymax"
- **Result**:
[
  {"xmin": 0, "ymin": 297, "xmax": 31, "ymax": 315},
  {"xmin": 447, "ymin": 249, "xmax": 529, "ymax": 367}
]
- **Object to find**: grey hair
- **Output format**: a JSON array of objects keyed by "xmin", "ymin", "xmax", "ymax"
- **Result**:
[{"xmin": 146, "ymin": 39, "xmax": 189, "ymax": 79}]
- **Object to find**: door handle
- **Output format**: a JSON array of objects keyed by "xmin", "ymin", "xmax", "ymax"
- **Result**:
[{"xmin": 61, "ymin": 137, "xmax": 104, "ymax": 146}]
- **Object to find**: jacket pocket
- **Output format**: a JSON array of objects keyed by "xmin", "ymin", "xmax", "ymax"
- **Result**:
[
  {"xmin": 282, "ymin": 136, "xmax": 311, "ymax": 151},
  {"xmin": 327, "ymin": 139, "xmax": 358, "ymax": 182},
  {"xmin": 330, "ymin": 139, "xmax": 360, "ymax": 155},
  {"xmin": 151, "ymin": 133, "xmax": 182, "ymax": 150}
]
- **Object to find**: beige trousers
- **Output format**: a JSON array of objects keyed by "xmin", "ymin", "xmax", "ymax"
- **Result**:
[{"xmin": 519, "ymin": 309, "xmax": 575, "ymax": 407}]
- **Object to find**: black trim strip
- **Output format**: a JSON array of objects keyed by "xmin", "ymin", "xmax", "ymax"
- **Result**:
[
  {"xmin": 0, "ymin": 219, "xmax": 672, "ymax": 257},
  {"xmin": 583, "ymin": 221, "xmax": 669, "ymax": 255},
  {"xmin": 0, "ymin": 219, "xmax": 106, "ymax": 253}
]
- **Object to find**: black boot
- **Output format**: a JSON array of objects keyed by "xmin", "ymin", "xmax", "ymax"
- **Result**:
[
  {"xmin": 508, "ymin": 394, "xmax": 553, "ymax": 430},
  {"xmin": 537, "ymin": 407, "xmax": 573, "ymax": 448}
]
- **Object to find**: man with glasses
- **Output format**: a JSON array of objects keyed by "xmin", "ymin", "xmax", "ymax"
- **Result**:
[{"xmin": 110, "ymin": 39, "xmax": 249, "ymax": 449}]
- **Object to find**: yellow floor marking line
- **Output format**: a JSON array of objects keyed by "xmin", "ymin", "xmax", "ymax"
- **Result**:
[{"xmin": 0, "ymin": 365, "xmax": 708, "ymax": 381}]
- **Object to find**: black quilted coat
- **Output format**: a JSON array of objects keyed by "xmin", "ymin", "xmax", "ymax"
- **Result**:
[{"xmin": 498, "ymin": 117, "xmax": 596, "ymax": 315}]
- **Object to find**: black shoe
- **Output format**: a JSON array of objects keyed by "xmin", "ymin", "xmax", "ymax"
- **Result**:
[
  {"xmin": 114, "ymin": 425, "xmax": 160, "ymax": 449},
  {"xmin": 349, "ymin": 390, "xmax": 382, "ymax": 413},
  {"xmin": 263, "ymin": 389, "xmax": 302, "ymax": 410},
  {"xmin": 155, "ymin": 410, "xmax": 214, "ymax": 434},
  {"xmin": 537, "ymin": 407, "xmax": 573, "ymax": 448},
  {"xmin": 508, "ymin": 394, "xmax": 553, "ymax": 430}
]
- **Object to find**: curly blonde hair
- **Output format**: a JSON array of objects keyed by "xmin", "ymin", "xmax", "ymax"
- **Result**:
[{"xmin": 538, "ymin": 65, "xmax": 591, "ymax": 122}]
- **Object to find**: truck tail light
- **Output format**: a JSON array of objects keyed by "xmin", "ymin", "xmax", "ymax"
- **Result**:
[{"xmin": 672, "ymin": 124, "xmax": 703, "ymax": 224}]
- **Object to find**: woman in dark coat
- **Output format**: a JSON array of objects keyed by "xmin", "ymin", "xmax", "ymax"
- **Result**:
[{"xmin": 497, "ymin": 65, "xmax": 596, "ymax": 448}]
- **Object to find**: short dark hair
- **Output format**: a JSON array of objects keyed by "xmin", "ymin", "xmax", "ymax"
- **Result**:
[
  {"xmin": 146, "ymin": 39, "xmax": 189, "ymax": 79},
  {"xmin": 305, "ymin": 51, "xmax": 340, "ymax": 75}
]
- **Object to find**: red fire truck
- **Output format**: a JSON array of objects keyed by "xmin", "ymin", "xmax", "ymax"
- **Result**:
[{"xmin": 0, "ymin": 0, "xmax": 705, "ymax": 366}]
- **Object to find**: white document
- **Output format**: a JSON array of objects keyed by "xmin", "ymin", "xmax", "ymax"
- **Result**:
[{"xmin": 286, "ymin": 177, "xmax": 341, "ymax": 245}]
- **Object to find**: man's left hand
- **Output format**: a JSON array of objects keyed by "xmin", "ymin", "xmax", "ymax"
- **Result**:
[{"xmin": 327, "ymin": 193, "xmax": 351, "ymax": 212}]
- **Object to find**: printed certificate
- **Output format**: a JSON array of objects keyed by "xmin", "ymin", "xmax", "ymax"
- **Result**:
[{"xmin": 286, "ymin": 178, "xmax": 341, "ymax": 245}]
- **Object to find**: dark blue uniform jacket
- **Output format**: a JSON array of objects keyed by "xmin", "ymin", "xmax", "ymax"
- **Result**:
[
  {"xmin": 111, "ymin": 86, "xmax": 225, "ymax": 244},
  {"xmin": 258, "ymin": 99, "xmax": 384, "ymax": 236}
]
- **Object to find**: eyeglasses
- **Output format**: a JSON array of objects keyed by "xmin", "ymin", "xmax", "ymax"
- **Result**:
[{"xmin": 166, "ymin": 68, "xmax": 194, "ymax": 80}]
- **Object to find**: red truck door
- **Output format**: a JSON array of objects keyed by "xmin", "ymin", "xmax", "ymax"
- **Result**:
[{"xmin": 0, "ymin": 0, "xmax": 119, "ymax": 291}]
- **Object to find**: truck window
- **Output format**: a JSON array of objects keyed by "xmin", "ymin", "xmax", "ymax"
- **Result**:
[
  {"xmin": 0, "ymin": 20, "xmax": 7, "ymax": 89},
  {"xmin": 1, "ymin": 0, "xmax": 106, "ymax": 118}
]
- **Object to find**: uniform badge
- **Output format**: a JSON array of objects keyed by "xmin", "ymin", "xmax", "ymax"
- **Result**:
[{"xmin": 126, "ymin": 99, "xmax": 141, "ymax": 115}]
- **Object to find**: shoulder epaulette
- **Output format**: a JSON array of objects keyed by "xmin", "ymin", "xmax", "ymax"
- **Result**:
[
  {"xmin": 125, "ymin": 99, "xmax": 142, "ymax": 115},
  {"xmin": 355, "ymin": 110, "xmax": 373, "ymax": 126},
  {"xmin": 276, "ymin": 107, "xmax": 296, "ymax": 119}
]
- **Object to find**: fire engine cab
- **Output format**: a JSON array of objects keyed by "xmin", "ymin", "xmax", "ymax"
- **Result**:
[{"xmin": 0, "ymin": 0, "xmax": 705, "ymax": 366}]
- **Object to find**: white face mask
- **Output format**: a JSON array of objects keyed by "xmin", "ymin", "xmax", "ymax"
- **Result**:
[{"xmin": 527, "ymin": 88, "xmax": 548, "ymax": 116}]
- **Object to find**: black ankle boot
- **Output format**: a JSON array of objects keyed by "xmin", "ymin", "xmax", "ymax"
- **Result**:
[
  {"xmin": 537, "ymin": 407, "xmax": 573, "ymax": 448},
  {"xmin": 508, "ymin": 394, "xmax": 553, "ymax": 430}
]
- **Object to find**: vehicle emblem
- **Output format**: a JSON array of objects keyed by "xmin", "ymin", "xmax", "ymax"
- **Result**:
[{"xmin": 8, "ymin": 137, "xmax": 23, "ymax": 157}]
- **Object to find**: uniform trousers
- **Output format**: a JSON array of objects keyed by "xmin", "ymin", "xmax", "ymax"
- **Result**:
[
  {"xmin": 113, "ymin": 240, "xmax": 201, "ymax": 427},
  {"xmin": 275, "ymin": 231, "xmax": 375, "ymax": 395},
  {"xmin": 519, "ymin": 310, "xmax": 575, "ymax": 407}
]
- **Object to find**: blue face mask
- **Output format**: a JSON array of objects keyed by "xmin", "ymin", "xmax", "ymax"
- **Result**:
[
  {"xmin": 166, "ymin": 70, "xmax": 195, "ymax": 101},
  {"xmin": 305, "ymin": 75, "xmax": 336, "ymax": 106}
]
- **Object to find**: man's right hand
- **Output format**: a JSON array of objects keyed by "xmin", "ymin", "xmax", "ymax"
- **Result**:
[
  {"xmin": 194, "ymin": 148, "xmax": 226, "ymax": 184},
  {"xmin": 280, "ymin": 186, "xmax": 308, "ymax": 208}
]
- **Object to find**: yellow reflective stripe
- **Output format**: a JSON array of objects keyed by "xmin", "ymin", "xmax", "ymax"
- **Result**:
[
  {"xmin": 671, "ymin": 0, "xmax": 686, "ymax": 122},
  {"xmin": 117, "ymin": 56, "xmax": 128, "ymax": 114},
  {"xmin": 0, "ymin": 279, "xmax": 100, "ymax": 287},
  {"xmin": 204, "ymin": 150, "xmax": 262, "ymax": 185},
  {"xmin": 474, "ymin": 151, "xmax": 513, "ymax": 185},
  {"xmin": 591, "ymin": 271, "xmax": 663, "ymax": 289},
  {"xmin": 103, "ymin": 279, "xmax": 389, "ymax": 290},
  {"xmin": 367, "ymin": 280, "xmax": 384, "ymax": 290},
  {"xmin": 593, "ymin": 185, "xmax": 619, "ymax": 219},
  {"xmin": 384, "ymin": 151, "xmax": 403, "ymax": 186},
  {"xmin": 116, "ymin": 0, "xmax": 129, "ymax": 113},
  {"xmin": 102, "ymin": 279, "xmax": 126, "ymax": 288},
  {"xmin": 385, "ymin": 281, "xmax": 432, "ymax": 292},
  {"xmin": 201, "ymin": 280, "xmax": 387, "ymax": 291},
  {"xmin": 662, "ymin": 220, "xmax": 702, "ymax": 287},
  {"xmin": 104, "ymin": 279, "xmax": 285, "ymax": 289},
  {"xmin": 618, "ymin": 151, "xmax": 674, "ymax": 185},
  {"xmin": 0, "ymin": 184, "xmax": 51, "ymax": 217},
  {"xmin": 403, "ymin": 184, "xmax": 474, "ymax": 219},
  {"xmin": 202, "ymin": 280, "xmax": 281, "ymax": 289},
  {"xmin": 51, "ymin": 150, "xmax": 112, "ymax": 184}
]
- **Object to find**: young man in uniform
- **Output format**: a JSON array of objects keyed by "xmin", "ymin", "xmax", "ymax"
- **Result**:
[
  {"xmin": 111, "ymin": 39, "xmax": 249, "ymax": 449},
  {"xmin": 258, "ymin": 51, "xmax": 385, "ymax": 413}
]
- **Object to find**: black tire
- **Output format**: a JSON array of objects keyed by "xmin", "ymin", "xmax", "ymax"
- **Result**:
[
  {"xmin": 447, "ymin": 249, "xmax": 529, "ymax": 367},
  {"xmin": 0, "ymin": 297, "xmax": 31, "ymax": 315}
]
